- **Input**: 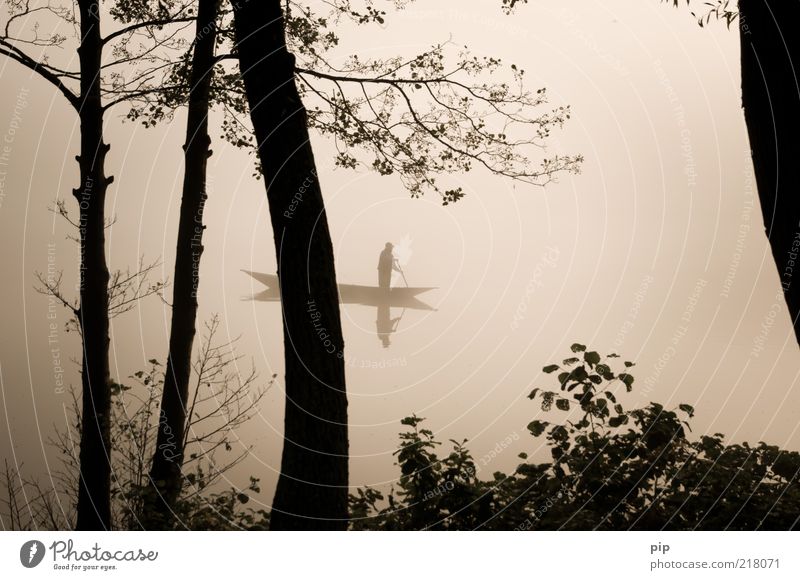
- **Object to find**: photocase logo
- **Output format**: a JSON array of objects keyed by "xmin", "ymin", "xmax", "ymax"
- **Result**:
[{"xmin": 20, "ymin": 540, "xmax": 46, "ymax": 568}]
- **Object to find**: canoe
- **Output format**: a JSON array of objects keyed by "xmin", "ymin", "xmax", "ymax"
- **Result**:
[{"xmin": 243, "ymin": 271, "xmax": 437, "ymax": 311}]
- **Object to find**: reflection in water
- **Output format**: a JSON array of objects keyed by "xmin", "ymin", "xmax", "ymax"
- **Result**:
[
  {"xmin": 376, "ymin": 303, "xmax": 401, "ymax": 348},
  {"xmin": 244, "ymin": 271, "xmax": 437, "ymax": 348}
]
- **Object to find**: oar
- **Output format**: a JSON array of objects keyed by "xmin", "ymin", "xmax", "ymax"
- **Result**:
[
  {"xmin": 396, "ymin": 261, "xmax": 410, "ymax": 288},
  {"xmin": 392, "ymin": 261, "xmax": 409, "ymax": 333}
]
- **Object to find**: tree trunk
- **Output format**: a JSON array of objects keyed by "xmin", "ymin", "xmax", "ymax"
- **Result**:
[
  {"xmin": 739, "ymin": 0, "xmax": 800, "ymax": 346},
  {"xmin": 232, "ymin": 0, "xmax": 349, "ymax": 530},
  {"xmin": 146, "ymin": 0, "xmax": 218, "ymax": 527},
  {"xmin": 74, "ymin": 0, "xmax": 112, "ymax": 530}
]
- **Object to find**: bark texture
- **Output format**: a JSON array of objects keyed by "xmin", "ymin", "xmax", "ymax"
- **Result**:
[
  {"xmin": 739, "ymin": 0, "xmax": 800, "ymax": 345},
  {"xmin": 75, "ymin": 0, "xmax": 113, "ymax": 530},
  {"xmin": 146, "ymin": 0, "xmax": 218, "ymax": 526},
  {"xmin": 232, "ymin": 0, "xmax": 349, "ymax": 530}
]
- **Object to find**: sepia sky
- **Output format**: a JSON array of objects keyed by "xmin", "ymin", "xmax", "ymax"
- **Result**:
[{"xmin": 2, "ymin": 0, "xmax": 799, "ymax": 513}]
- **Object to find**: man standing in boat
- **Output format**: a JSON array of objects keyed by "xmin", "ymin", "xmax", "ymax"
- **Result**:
[{"xmin": 378, "ymin": 242, "xmax": 401, "ymax": 291}]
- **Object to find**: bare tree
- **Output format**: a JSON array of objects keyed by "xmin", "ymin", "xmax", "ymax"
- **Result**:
[
  {"xmin": 0, "ymin": 0, "xmax": 197, "ymax": 529},
  {"xmin": 146, "ymin": 0, "xmax": 221, "ymax": 525},
  {"xmin": 4, "ymin": 315, "xmax": 270, "ymax": 530}
]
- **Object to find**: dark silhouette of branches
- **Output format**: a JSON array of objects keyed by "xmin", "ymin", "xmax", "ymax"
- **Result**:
[
  {"xmin": 1, "ymin": 0, "xmax": 198, "ymax": 112},
  {"xmin": 7, "ymin": 316, "xmax": 271, "ymax": 530},
  {"xmin": 127, "ymin": 0, "xmax": 581, "ymax": 203},
  {"xmin": 294, "ymin": 44, "xmax": 581, "ymax": 202},
  {"xmin": 665, "ymin": 1, "xmax": 738, "ymax": 27},
  {"xmin": 1, "ymin": 460, "xmax": 73, "ymax": 530},
  {"xmin": 34, "ymin": 256, "xmax": 166, "ymax": 336}
]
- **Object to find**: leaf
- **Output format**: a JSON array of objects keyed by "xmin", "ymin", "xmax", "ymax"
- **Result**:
[
  {"xmin": 619, "ymin": 373, "xmax": 635, "ymax": 392},
  {"xmin": 572, "ymin": 366, "xmax": 589, "ymax": 381},
  {"xmin": 542, "ymin": 364, "xmax": 560, "ymax": 374},
  {"xmin": 772, "ymin": 452, "xmax": 800, "ymax": 481},
  {"xmin": 527, "ymin": 420, "xmax": 548, "ymax": 437},
  {"xmin": 598, "ymin": 368, "xmax": 615, "ymax": 383},
  {"xmin": 237, "ymin": 493, "xmax": 250, "ymax": 504},
  {"xmin": 584, "ymin": 351, "xmax": 601, "ymax": 366},
  {"xmin": 608, "ymin": 415, "xmax": 627, "ymax": 428},
  {"xmin": 401, "ymin": 416, "xmax": 425, "ymax": 427},
  {"xmin": 555, "ymin": 398, "xmax": 570, "ymax": 411},
  {"xmin": 551, "ymin": 426, "xmax": 569, "ymax": 442},
  {"xmin": 624, "ymin": 361, "xmax": 634, "ymax": 367},
  {"xmin": 679, "ymin": 403, "xmax": 695, "ymax": 418},
  {"xmin": 562, "ymin": 357, "xmax": 580, "ymax": 366},
  {"xmin": 595, "ymin": 363, "xmax": 611, "ymax": 376},
  {"xmin": 571, "ymin": 343, "xmax": 586, "ymax": 353},
  {"xmin": 527, "ymin": 388, "xmax": 539, "ymax": 400}
]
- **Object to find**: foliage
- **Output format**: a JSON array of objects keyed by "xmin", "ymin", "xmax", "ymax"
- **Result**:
[
  {"xmin": 118, "ymin": 0, "xmax": 582, "ymax": 202},
  {"xmin": 2, "ymin": 1, "xmax": 581, "ymax": 197},
  {"xmin": 665, "ymin": 0, "xmax": 739, "ymax": 27},
  {"xmin": 349, "ymin": 415, "xmax": 490, "ymax": 531},
  {"xmin": 507, "ymin": 1, "xmax": 739, "ymax": 29},
  {"xmin": 1, "ymin": 317, "xmax": 271, "ymax": 531},
  {"xmin": 350, "ymin": 345, "xmax": 800, "ymax": 530},
  {"xmin": 7, "ymin": 339, "xmax": 799, "ymax": 531},
  {"xmin": 0, "ymin": 0, "xmax": 196, "ymax": 111}
]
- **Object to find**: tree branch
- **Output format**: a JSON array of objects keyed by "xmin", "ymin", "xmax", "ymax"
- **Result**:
[
  {"xmin": 101, "ymin": 16, "xmax": 196, "ymax": 46},
  {"xmin": 0, "ymin": 41, "xmax": 78, "ymax": 109}
]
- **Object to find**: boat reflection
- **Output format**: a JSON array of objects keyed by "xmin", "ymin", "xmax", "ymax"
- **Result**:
[{"xmin": 243, "ymin": 271, "xmax": 437, "ymax": 348}]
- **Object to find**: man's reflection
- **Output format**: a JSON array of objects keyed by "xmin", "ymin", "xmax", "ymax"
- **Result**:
[{"xmin": 376, "ymin": 302, "xmax": 402, "ymax": 348}]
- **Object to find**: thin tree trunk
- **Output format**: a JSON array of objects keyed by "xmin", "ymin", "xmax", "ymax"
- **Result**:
[
  {"xmin": 146, "ymin": 0, "xmax": 218, "ymax": 526},
  {"xmin": 739, "ymin": 0, "xmax": 800, "ymax": 346},
  {"xmin": 232, "ymin": 0, "xmax": 349, "ymax": 530},
  {"xmin": 75, "ymin": 0, "xmax": 112, "ymax": 530}
]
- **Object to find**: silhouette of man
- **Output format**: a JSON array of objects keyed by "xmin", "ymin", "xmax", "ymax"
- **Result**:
[
  {"xmin": 377, "ymin": 242, "xmax": 401, "ymax": 291},
  {"xmin": 376, "ymin": 302, "xmax": 402, "ymax": 348}
]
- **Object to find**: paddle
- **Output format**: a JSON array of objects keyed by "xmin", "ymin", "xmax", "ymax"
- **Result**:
[
  {"xmin": 395, "ymin": 260, "xmax": 410, "ymax": 288},
  {"xmin": 392, "ymin": 261, "xmax": 409, "ymax": 335}
]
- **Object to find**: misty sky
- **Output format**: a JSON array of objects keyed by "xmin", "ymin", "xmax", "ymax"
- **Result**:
[{"xmin": 1, "ymin": 0, "xmax": 799, "ymax": 513}]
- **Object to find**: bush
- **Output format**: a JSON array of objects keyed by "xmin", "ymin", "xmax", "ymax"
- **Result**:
[{"xmin": 350, "ymin": 345, "xmax": 800, "ymax": 530}]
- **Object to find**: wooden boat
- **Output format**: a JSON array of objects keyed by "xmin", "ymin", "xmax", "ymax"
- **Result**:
[{"xmin": 243, "ymin": 271, "xmax": 437, "ymax": 311}]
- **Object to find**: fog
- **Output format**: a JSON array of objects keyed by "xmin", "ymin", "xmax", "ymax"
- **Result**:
[{"xmin": 1, "ymin": 0, "xmax": 798, "ymax": 513}]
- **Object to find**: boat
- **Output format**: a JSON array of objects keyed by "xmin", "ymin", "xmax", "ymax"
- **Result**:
[{"xmin": 243, "ymin": 271, "xmax": 437, "ymax": 311}]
